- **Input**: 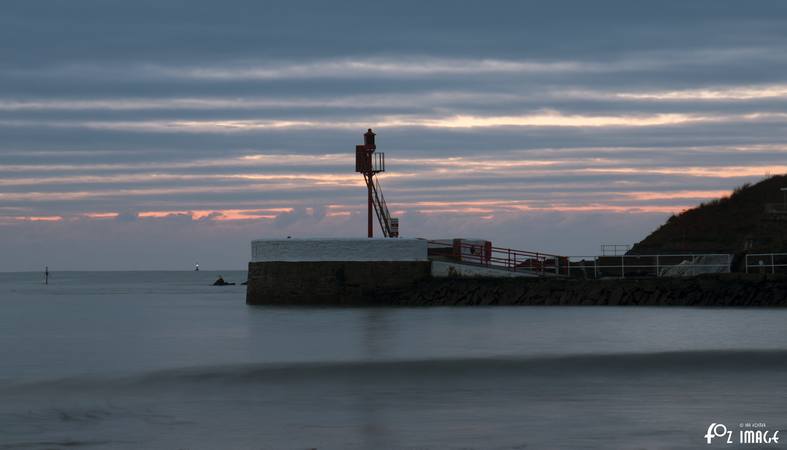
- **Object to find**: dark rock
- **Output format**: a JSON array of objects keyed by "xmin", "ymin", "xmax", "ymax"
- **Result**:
[{"xmin": 213, "ymin": 277, "xmax": 235, "ymax": 286}]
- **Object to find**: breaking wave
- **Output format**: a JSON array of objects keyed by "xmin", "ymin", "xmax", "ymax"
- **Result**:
[{"xmin": 5, "ymin": 349, "xmax": 787, "ymax": 393}]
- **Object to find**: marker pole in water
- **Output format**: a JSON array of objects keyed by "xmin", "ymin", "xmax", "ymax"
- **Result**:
[{"xmin": 45, "ymin": 266, "xmax": 49, "ymax": 285}]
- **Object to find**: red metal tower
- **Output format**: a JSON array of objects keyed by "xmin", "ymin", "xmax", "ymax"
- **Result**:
[{"xmin": 355, "ymin": 129, "xmax": 399, "ymax": 238}]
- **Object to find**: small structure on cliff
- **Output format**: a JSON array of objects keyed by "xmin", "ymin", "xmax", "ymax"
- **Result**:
[{"xmin": 766, "ymin": 187, "xmax": 787, "ymax": 217}]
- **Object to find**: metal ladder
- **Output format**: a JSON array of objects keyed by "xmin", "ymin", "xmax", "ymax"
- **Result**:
[{"xmin": 364, "ymin": 174, "xmax": 396, "ymax": 237}]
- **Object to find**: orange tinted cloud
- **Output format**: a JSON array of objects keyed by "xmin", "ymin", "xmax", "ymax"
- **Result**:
[
  {"xmin": 11, "ymin": 215, "xmax": 64, "ymax": 222},
  {"xmin": 137, "ymin": 208, "xmax": 291, "ymax": 221},
  {"xmin": 84, "ymin": 212, "xmax": 119, "ymax": 219}
]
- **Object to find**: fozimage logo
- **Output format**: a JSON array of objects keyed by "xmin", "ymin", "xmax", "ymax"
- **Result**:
[
  {"xmin": 705, "ymin": 422, "xmax": 780, "ymax": 445},
  {"xmin": 706, "ymin": 423, "xmax": 734, "ymax": 444}
]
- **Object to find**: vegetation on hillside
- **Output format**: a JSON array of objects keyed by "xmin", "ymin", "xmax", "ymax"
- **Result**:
[{"xmin": 630, "ymin": 174, "xmax": 787, "ymax": 254}]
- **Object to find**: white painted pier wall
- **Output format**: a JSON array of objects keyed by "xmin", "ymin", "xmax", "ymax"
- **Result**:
[{"xmin": 251, "ymin": 238, "xmax": 428, "ymax": 262}]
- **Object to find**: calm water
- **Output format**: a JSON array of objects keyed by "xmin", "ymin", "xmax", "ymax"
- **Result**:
[{"xmin": 1, "ymin": 271, "xmax": 786, "ymax": 449}]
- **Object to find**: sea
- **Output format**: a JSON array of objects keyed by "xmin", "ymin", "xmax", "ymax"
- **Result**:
[{"xmin": 1, "ymin": 271, "xmax": 786, "ymax": 450}]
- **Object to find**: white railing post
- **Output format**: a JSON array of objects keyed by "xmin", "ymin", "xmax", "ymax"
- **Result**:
[
  {"xmin": 621, "ymin": 255, "xmax": 625, "ymax": 279},
  {"xmin": 692, "ymin": 254, "xmax": 696, "ymax": 277}
]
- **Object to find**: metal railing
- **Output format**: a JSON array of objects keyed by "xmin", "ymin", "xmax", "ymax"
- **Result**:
[
  {"xmin": 745, "ymin": 253, "xmax": 787, "ymax": 274},
  {"xmin": 566, "ymin": 254, "xmax": 732, "ymax": 279},
  {"xmin": 427, "ymin": 240, "xmax": 568, "ymax": 276},
  {"xmin": 600, "ymin": 244, "xmax": 631, "ymax": 256},
  {"xmin": 372, "ymin": 152, "xmax": 385, "ymax": 173}
]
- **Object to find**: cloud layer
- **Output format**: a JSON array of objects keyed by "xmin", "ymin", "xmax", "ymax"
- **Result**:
[{"xmin": 2, "ymin": 0, "xmax": 787, "ymax": 270}]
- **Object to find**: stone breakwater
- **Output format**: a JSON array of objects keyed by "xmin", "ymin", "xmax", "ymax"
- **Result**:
[
  {"xmin": 389, "ymin": 274, "xmax": 787, "ymax": 307},
  {"xmin": 247, "ymin": 263, "xmax": 787, "ymax": 306}
]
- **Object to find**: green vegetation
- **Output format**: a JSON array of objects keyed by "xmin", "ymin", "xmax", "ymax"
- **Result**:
[{"xmin": 630, "ymin": 174, "xmax": 787, "ymax": 254}]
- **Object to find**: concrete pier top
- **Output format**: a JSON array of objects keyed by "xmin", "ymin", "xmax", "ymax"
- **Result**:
[{"xmin": 251, "ymin": 238, "xmax": 428, "ymax": 262}]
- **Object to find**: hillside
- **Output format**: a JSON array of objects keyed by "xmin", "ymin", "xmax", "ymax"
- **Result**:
[{"xmin": 630, "ymin": 174, "xmax": 787, "ymax": 254}]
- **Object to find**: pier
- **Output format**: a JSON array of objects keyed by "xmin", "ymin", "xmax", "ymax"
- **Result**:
[
  {"xmin": 245, "ymin": 130, "xmax": 787, "ymax": 306},
  {"xmin": 244, "ymin": 237, "xmax": 786, "ymax": 306}
]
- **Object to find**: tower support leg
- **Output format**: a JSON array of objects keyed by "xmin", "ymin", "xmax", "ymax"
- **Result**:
[{"xmin": 368, "ymin": 181, "xmax": 373, "ymax": 238}]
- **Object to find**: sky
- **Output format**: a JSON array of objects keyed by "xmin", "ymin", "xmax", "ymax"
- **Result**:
[{"xmin": 2, "ymin": 0, "xmax": 787, "ymax": 270}]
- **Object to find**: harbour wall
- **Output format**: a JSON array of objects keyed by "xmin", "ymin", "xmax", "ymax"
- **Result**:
[
  {"xmin": 386, "ymin": 274, "xmax": 787, "ymax": 307},
  {"xmin": 247, "ymin": 260, "xmax": 431, "ymax": 305},
  {"xmin": 247, "ymin": 268, "xmax": 787, "ymax": 306},
  {"xmin": 245, "ymin": 239, "xmax": 787, "ymax": 306},
  {"xmin": 247, "ymin": 238, "xmax": 431, "ymax": 305}
]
